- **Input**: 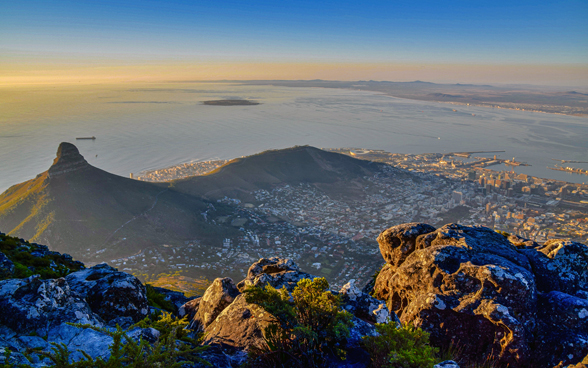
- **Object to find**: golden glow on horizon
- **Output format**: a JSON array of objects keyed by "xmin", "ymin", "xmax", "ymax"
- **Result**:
[{"xmin": 1, "ymin": 61, "xmax": 587, "ymax": 87}]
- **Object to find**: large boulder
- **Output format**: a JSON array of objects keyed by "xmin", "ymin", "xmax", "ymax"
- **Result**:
[
  {"xmin": 237, "ymin": 257, "xmax": 318, "ymax": 292},
  {"xmin": 373, "ymin": 222, "xmax": 588, "ymax": 368},
  {"xmin": 0, "ymin": 275, "xmax": 103, "ymax": 335},
  {"xmin": 66, "ymin": 263, "xmax": 149, "ymax": 323},
  {"xmin": 190, "ymin": 278, "xmax": 240, "ymax": 330},
  {"xmin": 374, "ymin": 223, "xmax": 537, "ymax": 367},
  {"xmin": 377, "ymin": 222, "xmax": 436, "ymax": 270},
  {"xmin": 520, "ymin": 240, "xmax": 588, "ymax": 295},
  {"xmin": 203, "ymin": 294, "xmax": 278, "ymax": 349},
  {"xmin": 0, "ymin": 252, "xmax": 14, "ymax": 279}
]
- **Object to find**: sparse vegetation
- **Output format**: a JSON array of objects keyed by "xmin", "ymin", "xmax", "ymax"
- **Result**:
[
  {"xmin": 243, "ymin": 277, "xmax": 353, "ymax": 368},
  {"xmin": 145, "ymin": 284, "xmax": 175, "ymax": 313},
  {"xmin": 0, "ymin": 233, "xmax": 84, "ymax": 280},
  {"xmin": 35, "ymin": 313, "xmax": 209, "ymax": 367},
  {"xmin": 362, "ymin": 322, "xmax": 438, "ymax": 368}
]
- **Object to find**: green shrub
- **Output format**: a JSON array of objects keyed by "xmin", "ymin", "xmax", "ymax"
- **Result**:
[
  {"xmin": 35, "ymin": 312, "xmax": 209, "ymax": 367},
  {"xmin": 0, "ymin": 234, "xmax": 83, "ymax": 281},
  {"xmin": 243, "ymin": 277, "xmax": 353, "ymax": 368},
  {"xmin": 362, "ymin": 322, "xmax": 438, "ymax": 368},
  {"xmin": 13, "ymin": 263, "xmax": 32, "ymax": 278},
  {"xmin": 145, "ymin": 284, "xmax": 176, "ymax": 313}
]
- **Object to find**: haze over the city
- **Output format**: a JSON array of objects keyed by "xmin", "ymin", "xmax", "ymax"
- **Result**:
[{"xmin": 1, "ymin": 0, "xmax": 587, "ymax": 86}]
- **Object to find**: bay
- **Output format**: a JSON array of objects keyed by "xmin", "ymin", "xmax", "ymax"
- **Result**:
[{"xmin": 1, "ymin": 82, "xmax": 587, "ymax": 192}]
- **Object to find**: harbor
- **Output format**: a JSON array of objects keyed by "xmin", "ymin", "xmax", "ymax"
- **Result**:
[{"xmin": 548, "ymin": 165, "xmax": 588, "ymax": 176}]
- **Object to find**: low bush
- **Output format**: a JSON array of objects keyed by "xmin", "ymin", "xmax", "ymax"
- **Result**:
[
  {"xmin": 0, "ymin": 234, "xmax": 83, "ymax": 281},
  {"xmin": 35, "ymin": 312, "xmax": 209, "ymax": 367},
  {"xmin": 243, "ymin": 277, "xmax": 353, "ymax": 368},
  {"xmin": 362, "ymin": 322, "xmax": 438, "ymax": 368},
  {"xmin": 145, "ymin": 284, "xmax": 176, "ymax": 313}
]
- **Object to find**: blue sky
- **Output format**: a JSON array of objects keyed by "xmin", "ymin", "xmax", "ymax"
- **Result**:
[{"xmin": 1, "ymin": 0, "xmax": 587, "ymax": 84}]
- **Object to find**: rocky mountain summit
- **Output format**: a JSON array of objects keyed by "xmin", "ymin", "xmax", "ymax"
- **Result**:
[{"xmin": 0, "ymin": 223, "xmax": 587, "ymax": 367}]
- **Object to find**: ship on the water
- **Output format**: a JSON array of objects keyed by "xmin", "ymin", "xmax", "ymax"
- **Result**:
[{"xmin": 76, "ymin": 136, "xmax": 96, "ymax": 140}]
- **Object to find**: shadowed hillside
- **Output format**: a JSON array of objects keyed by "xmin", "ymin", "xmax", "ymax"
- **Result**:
[
  {"xmin": 0, "ymin": 143, "xmax": 236, "ymax": 262},
  {"xmin": 173, "ymin": 145, "xmax": 389, "ymax": 202}
]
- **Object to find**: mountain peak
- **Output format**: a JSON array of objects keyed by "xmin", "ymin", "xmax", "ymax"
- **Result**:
[{"xmin": 48, "ymin": 142, "xmax": 90, "ymax": 177}]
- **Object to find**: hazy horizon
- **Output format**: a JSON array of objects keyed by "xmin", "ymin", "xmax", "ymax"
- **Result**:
[{"xmin": 2, "ymin": 0, "xmax": 587, "ymax": 87}]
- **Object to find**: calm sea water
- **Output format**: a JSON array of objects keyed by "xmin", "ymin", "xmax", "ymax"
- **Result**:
[{"xmin": 1, "ymin": 82, "xmax": 587, "ymax": 192}]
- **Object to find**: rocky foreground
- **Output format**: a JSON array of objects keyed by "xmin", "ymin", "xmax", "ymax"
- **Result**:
[{"xmin": 0, "ymin": 223, "xmax": 587, "ymax": 367}]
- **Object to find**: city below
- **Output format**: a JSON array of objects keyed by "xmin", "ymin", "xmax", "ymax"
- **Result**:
[{"xmin": 106, "ymin": 148, "xmax": 588, "ymax": 291}]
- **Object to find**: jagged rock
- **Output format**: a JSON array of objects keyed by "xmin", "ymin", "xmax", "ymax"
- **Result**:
[
  {"xmin": 374, "ymin": 223, "xmax": 538, "ymax": 367},
  {"xmin": 237, "ymin": 257, "xmax": 317, "ymax": 292},
  {"xmin": 203, "ymin": 294, "xmax": 277, "ymax": 349},
  {"xmin": 48, "ymin": 323, "xmax": 114, "ymax": 362},
  {"xmin": 0, "ymin": 252, "xmax": 14, "ymax": 279},
  {"xmin": 339, "ymin": 279, "xmax": 398, "ymax": 324},
  {"xmin": 190, "ymin": 277, "xmax": 240, "ymax": 331},
  {"xmin": 152, "ymin": 286, "xmax": 194, "ymax": 311},
  {"xmin": 434, "ymin": 361, "xmax": 460, "ymax": 368},
  {"xmin": 520, "ymin": 240, "xmax": 588, "ymax": 295},
  {"xmin": 66, "ymin": 263, "xmax": 149, "ymax": 323},
  {"xmin": 0, "ymin": 275, "xmax": 103, "ymax": 335},
  {"xmin": 179, "ymin": 297, "xmax": 201, "ymax": 319},
  {"xmin": 377, "ymin": 222, "xmax": 436, "ymax": 269}
]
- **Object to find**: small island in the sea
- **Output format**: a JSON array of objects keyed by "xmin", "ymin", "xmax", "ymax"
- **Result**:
[{"xmin": 202, "ymin": 99, "xmax": 260, "ymax": 106}]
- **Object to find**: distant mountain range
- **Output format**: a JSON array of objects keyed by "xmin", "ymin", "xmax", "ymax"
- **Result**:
[
  {"xmin": 240, "ymin": 80, "xmax": 588, "ymax": 116},
  {"xmin": 0, "ymin": 143, "xmax": 388, "ymax": 262}
]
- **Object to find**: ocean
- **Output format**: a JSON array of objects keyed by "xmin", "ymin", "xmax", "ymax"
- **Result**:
[{"xmin": 1, "ymin": 82, "xmax": 587, "ymax": 192}]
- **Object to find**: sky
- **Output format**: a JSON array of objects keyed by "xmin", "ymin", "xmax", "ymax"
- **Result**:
[{"xmin": 1, "ymin": 0, "xmax": 587, "ymax": 86}]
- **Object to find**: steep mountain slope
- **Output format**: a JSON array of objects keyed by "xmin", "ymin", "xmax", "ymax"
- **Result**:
[
  {"xmin": 173, "ymin": 145, "xmax": 388, "ymax": 201},
  {"xmin": 0, "ymin": 143, "xmax": 235, "ymax": 261}
]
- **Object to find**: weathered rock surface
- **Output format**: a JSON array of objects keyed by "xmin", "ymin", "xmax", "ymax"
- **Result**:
[
  {"xmin": 190, "ymin": 277, "xmax": 240, "ymax": 330},
  {"xmin": 48, "ymin": 323, "xmax": 114, "ymax": 362},
  {"xmin": 203, "ymin": 294, "xmax": 278, "ymax": 349},
  {"xmin": 373, "ymin": 222, "xmax": 588, "ymax": 368},
  {"xmin": 66, "ymin": 263, "xmax": 149, "ymax": 323},
  {"xmin": 520, "ymin": 240, "xmax": 588, "ymax": 295},
  {"xmin": 339, "ymin": 279, "xmax": 398, "ymax": 325},
  {"xmin": 415, "ymin": 223, "xmax": 531, "ymax": 269},
  {"xmin": 237, "ymin": 257, "xmax": 317, "ymax": 292},
  {"xmin": 179, "ymin": 297, "xmax": 201, "ymax": 319},
  {"xmin": 0, "ymin": 252, "xmax": 14, "ymax": 279},
  {"xmin": 377, "ymin": 222, "xmax": 436, "ymax": 270},
  {"xmin": 0, "ymin": 275, "xmax": 103, "ymax": 335}
]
